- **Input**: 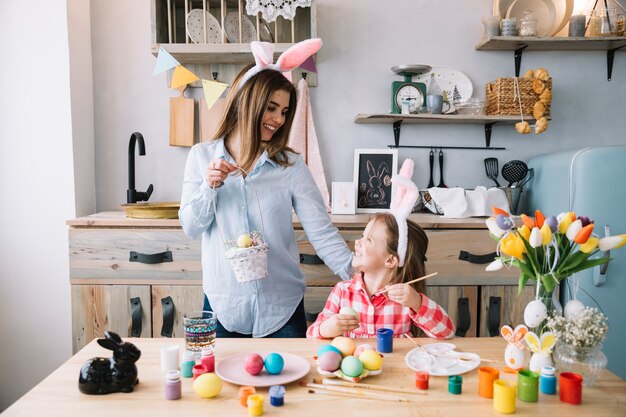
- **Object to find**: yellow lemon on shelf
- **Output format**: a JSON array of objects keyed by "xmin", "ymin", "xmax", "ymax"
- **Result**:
[
  {"xmin": 193, "ymin": 373, "xmax": 222, "ymax": 398},
  {"xmin": 237, "ymin": 234, "xmax": 253, "ymax": 248}
]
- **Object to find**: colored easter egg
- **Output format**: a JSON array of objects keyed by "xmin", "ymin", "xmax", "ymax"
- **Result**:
[
  {"xmin": 358, "ymin": 350, "xmax": 383, "ymax": 371},
  {"xmin": 523, "ymin": 299, "xmax": 548, "ymax": 328},
  {"xmin": 339, "ymin": 306, "xmax": 360, "ymax": 322},
  {"xmin": 317, "ymin": 344, "xmax": 343, "ymax": 358},
  {"xmin": 545, "ymin": 216, "xmax": 558, "ymax": 233},
  {"xmin": 264, "ymin": 353, "xmax": 285, "ymax": 375},
  {"xmin": 318, "ymin": 351, "xmax": 343, "ymax": 372},
  {"xmin": 332, "ymin": 336, "xmax": 356, "ymax": 357},
  {"xmin": 353, "ymin": 343, "xmax": 375, "ymax": 357},
  {"xmin": 244, "ymin": 353, "xmax": 265, "ymax": 376},
  {"xmin": 237, "ymin": 234, "xmax": 253, "ymax": 248},
  {"xmin": 564, "ymin": 299, "xmax": 585, "ymax": 320},
  {"xmin": 193, "ymin": 373, "xmax": 223, "ymax": 398},
  {"xmin": 496, "ymin": 214, "xmax": 515, "ymax": 231},
  {"xmin": 504, "ymin": 345, "xmax": 526, "ymax": 370},
  {"xmin": 341, "ymin": 355, "xmax": 363, "ymax": 378}
]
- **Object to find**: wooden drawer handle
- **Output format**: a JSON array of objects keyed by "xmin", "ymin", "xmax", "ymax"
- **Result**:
[
  {"xmin": 455, "ymin": 297, "xmax": 471, "ymax": 337},
  {"xmin": 458, "ymin": 250, "xmax": 497, "ymax": 265},
  {"xmin": 300, "ymin": 253, "xmax": 324, "ymax": 265},
  {"xmin": 129, "ymin": 297, "xmax": 142, "ymax": 337},
  {"xmin": 160, "ymin": 296, "xmax": 175, "ymax": 337},
  {"xmin": 129, "ymin": 250, "xmax": 173, "ymax": 264}
]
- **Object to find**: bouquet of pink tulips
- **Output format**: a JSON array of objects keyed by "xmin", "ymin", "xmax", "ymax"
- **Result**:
[{"xmin": 485, "ymin": 208, "xmax": 626, "ymax": 294}]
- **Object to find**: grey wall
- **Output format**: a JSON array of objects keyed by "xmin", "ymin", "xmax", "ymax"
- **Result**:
[{"xmin": 92, "ymin": 0, "xmax": 625, "ymax": 211}]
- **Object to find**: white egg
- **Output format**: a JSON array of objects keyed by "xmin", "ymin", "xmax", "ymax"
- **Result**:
[
  {"xmin": 504, "ymin": 345, "xmax": 526, "ymax": 370},
  {"xmin": 564, "ymin": 299, "xmax": 585, "ymax": 320},
  {"xmin": 529, "ymin": 352, "xmax": 552, "ymax": 372},
  {"xmin": 524, "ymin": 299, "xmax": 548, "ymax": 328}
]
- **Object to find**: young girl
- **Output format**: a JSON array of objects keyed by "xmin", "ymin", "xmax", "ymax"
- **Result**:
[
  {"xmin": 307, "ymin": 161, "xmax": 455, "ymax": 339},
  {"xmin": 179, "ymin": 39, "xmax": 353, "ymax": 338}
]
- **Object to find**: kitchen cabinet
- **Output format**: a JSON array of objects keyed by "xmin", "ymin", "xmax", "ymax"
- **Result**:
[
  {"xmin": 68, "ymin": 212, "xmax": 525, "ymax": 351},
  {"xmin": 475, "ymin": 36, "xmax": 626, "ymax": 81}
]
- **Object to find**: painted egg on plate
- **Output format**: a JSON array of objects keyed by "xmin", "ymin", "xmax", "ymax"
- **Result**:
[
  {"xmin": 264, "ymin": 353, "xmax": 285, "ymax": 375},
  {"xmin": 340, "ymin": 355, "xmax": 363, "ymax": 378},
  {"xmin": 332, "ymin": 336, "xmax": 356, "ymax": 357},
  {"xmin": 317, "ymin": 344, "xmax": 343, "ymax": 358},
  {"xmin": 244, "ymin": 353, "xmax": 265, "ymax": 376},
  {"xmin": 318, "ymin": 351, "xmax": 342, "ymax": 372},
  {"xmin": 353, "ymin": 343, "xmax": 375, "ymax": 357},
  {"xmin": 358, "ymin": 350, "xmax": 383, "ymax": 371}
]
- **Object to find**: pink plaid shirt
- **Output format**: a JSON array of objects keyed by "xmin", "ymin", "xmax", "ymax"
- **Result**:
[{"xmin": 306, "ymin": 274, "xmax": 455, "ymax": 339}]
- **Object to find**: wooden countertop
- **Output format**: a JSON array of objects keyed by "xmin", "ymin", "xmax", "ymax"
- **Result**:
[
  {"xmin": 3, "ymin": 337, "xmax": 625, "ymax": 417},
  {"xmin": 68, "ymin": 211, "xmax": 490, "ymax": 229}
]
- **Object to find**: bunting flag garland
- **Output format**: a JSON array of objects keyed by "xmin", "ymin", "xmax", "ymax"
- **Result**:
[
  {"xmin": 153, "ymin": 47, "xmax": 180, "ymax": 75},
  {"xmin": 170, "ymin": 65, "xmax": 200, "ymax": 89},
  {"xmin": 201, "ymin": 79, "xmax": 228, "ymax": 110},
  {"xmin": 299, "ymin": 56, "xmax": 317, "ymax": 73}
]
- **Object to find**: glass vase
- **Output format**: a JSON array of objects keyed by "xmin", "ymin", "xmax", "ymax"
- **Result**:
[
  {"xmin": 553, "ymin": 341, "xmax": 607, "ymax": 387},
  {"xmin": 531, "ymin": 276, "xmax": 563, "ymax": 335}
]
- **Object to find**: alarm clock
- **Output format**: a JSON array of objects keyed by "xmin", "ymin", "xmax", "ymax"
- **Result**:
[{"xmin": 390, "ymin": 65, "xmax": 431, "ymax": 114}]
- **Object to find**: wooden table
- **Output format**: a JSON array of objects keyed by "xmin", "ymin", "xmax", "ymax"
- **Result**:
[{"xmin": 4, "ymin": 338, "xmax": 625, "ymax": 416}]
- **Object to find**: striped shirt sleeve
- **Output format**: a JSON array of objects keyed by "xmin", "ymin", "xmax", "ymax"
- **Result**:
[{"xmin": 306, "ymin": 283, "xmax": 344, "ymax": 339}]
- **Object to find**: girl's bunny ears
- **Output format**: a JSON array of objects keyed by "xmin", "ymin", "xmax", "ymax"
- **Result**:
[
  {"xmin": 390, "ymin": 159, "xmax": 419, "ymax": 267},
  {"xmin": 237, "ymin": 38, "xmax": 322, "ymax": 90}
]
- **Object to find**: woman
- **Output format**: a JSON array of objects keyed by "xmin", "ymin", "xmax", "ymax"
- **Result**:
[{"xmin": 179, "ymin": 39, "xmax": 352, "ymax": 338}]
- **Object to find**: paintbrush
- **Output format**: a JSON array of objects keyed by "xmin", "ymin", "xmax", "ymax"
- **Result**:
[
  {"xmin": 379, "ymin": 272, "xmax": 438, "ymax": 294},
  {"xmin": 313, "ymin": 377, "xmax": 426, "ymax": 395},
  {"xmin": 307, "ymin": 388, "xmax": 405, "ymax": 401},
  {"xmin": 301, "ymin": 382, "xmax": 409, "ymax": 402}
]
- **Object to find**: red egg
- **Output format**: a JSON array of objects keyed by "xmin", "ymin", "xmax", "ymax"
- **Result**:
[{"xmin": 244, "ymin": 353, "xmax": 265, "ymax": 376}]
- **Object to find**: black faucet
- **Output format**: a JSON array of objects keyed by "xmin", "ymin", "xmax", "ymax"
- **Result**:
[{"xmin": 127, "ymin": 132, "xmax": 153, "ymax": 204}]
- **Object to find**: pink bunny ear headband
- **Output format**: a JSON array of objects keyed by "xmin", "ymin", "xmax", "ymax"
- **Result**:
[
  {"xmin": 390, "ymin": 159, "xmax": 420, "ymax": 267},
  {"xmin": 237, "ymin": 38, "xmax": 322, "ymax": 90}
]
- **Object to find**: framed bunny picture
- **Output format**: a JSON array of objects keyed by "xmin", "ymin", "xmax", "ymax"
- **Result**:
[{"xmin": 354, "ymin": 149, "xmax": 398, "ymax": 213}]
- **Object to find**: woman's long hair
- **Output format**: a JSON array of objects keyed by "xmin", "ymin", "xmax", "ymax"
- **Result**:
[
  {"xmin": 370, "ymin": 213, "xmax": 429, "ymax": 295},
  {"xmin": 213, "ymin": 63, "xmax": 298, "ymax": 172}
]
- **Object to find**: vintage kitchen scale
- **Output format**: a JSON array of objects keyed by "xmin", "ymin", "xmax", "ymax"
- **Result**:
[{"xmin": 390, "ymin": 64, "xmax": 431, "ymax": 114}]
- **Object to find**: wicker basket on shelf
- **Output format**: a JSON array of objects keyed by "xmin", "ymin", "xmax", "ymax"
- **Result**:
[{"xmin": 486, "ymin": 77, "xmax": 552, "ymax": 116}]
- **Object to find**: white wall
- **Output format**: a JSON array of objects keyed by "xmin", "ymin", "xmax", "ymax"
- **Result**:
[
  {"xmin": 0, "ymin": 0, "xmax": 95, "ymax": 411},
  {"xmin": 91, "ymin": 0, "xmax": 625, "ymax": 211}
]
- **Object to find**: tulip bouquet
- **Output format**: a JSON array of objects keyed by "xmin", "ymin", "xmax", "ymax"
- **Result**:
[{"xmin": 485, "ymin": 208, "xmax": 626, "ymax": 295}]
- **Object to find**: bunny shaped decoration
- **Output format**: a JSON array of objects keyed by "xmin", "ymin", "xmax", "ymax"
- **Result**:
[
  {"xmin": 390, "ymin": 159, "xmax": 418, "ymax": 267},
  {"xmin": 366, "ymin": 160, "xmax": 391, "ymax": 205},
  {"xmin": 500, "ymin": 324, "xmax": 529, "ymax": 370},
  {"xmin": 525, "ymin": 331, "xmax": 556, "ymax": 372},
  {"xmin": 78, "ymin": 331, "xmax": 141, "ymax": 395}
]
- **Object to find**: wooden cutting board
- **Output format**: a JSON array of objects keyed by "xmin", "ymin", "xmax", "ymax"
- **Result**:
[
  {"xmin": 169, "ymin": 86, "xmax": 194, "ymax": 147},
  {"xmin": 199, "ymin": 97, "xmax": 227, "ymax": 142}
]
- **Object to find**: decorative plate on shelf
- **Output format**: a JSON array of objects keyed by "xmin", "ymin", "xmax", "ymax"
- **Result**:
[
  {"xmin": 215, "ymin": 352, "xmax": 311, "ymax": 387},
  {"xmin": 224, "ymin": 12, "xmax": 257, "ymax": 43},
  {"xmin": 413, "ymin": 66, "xmax": 473, "ymax": 109},
  {"xmin": 186, "ymin": 9, "xmax": 221, "ymax": 44},
  {"xmin": 404, "ymin": 342, "xmax": 481, "ymax": 376}
]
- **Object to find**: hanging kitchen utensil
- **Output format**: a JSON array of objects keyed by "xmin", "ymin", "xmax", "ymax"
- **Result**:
[
  {"xmin": 438, "ymin": 148, "xmax": 447, "ymax": 188},
  {"xmin": 428, "ymin": 149, "xmax": 435, "ymax": 188},
  {"xmin": 501, "ymin": 160, "xmax": 529, "ymax": 187},
  {"xmin": 516, "ymin": 167, "xmax": 535, "ymax": 190},
  {"xmin": 169, "ymin": 85, "xmax": 195, "ymax": 147},
  {"xmin": 484, "ymin": 157, "xmax": 501, "ymax": 187}
]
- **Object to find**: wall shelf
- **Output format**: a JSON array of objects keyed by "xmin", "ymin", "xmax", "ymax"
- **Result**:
[
  {"xmin": 354, "ymin": 113, "xmax": 538, "ymax": 150},
  {"xmin": 475, "ymin": 36, "xmax": 626, "ymax": 80},
  {"xmin": 151, "ymin": 43, "xmax": 296, "ymax": 64}
]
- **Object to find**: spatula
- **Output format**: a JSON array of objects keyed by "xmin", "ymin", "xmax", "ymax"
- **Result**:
[{"xmin": 484, "ymin": 157, "xmax": 501, "ymax": 187}]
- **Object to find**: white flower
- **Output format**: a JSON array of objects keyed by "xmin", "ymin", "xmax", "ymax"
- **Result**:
[
  {"xmin": 529, "ymin": 227, "xmax": 543, "ymax": 248},
  {"xmin": 486, "ymin": 259, "xmax": 504, "ymax": 271},
  {"xmin": 566, "ymin": 219, "xmax": 583, "ymax": 241}
]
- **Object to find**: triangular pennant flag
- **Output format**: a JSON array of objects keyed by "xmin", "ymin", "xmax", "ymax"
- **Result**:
[
  {"xmin": 282, "ymin": 71, "xmax": 293, "ymax": 82},
  {"xmin": 201, "ymin": 79, "xmax": 228, "ymax": 110},
  {"xmin": 153, "ymin": 47, "xmax": 180, "ymax": 75},
  {"xmin": 299, "ymin": 56, "xmax": 317, "ymax": 73},
  {"xmin": 170, "ymin": 65, "xmax": 199, "ymax": 89}
]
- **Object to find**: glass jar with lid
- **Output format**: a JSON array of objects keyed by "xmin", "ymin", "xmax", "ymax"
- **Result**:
[{"xmin": 519, "ymin": 10, "xmax": 538, "ymax": 36}]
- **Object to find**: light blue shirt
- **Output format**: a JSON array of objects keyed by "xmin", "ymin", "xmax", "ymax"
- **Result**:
[{"xmin": 179, "ymin": 139, "xmax": 353, "ymax": 337}]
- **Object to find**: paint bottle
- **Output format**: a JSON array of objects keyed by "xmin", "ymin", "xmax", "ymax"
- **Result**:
[
  {"xmin": 239, "ymin": 386, "xmax": 256, "ymax": 407},
  {"xmin": 560, "ymin": 372, "xmax": 583, "ymax": 405},
  {"xmin": 517, "ymin": 369, "xmax": 539, "ymax": 402},
  {"xmin": 192, "ymin": 364, "xmax": 208, "ymax": 380},
  {"xmin": 415, "ymin": 371, "xmax": 429, "ymax": 390},
  {"xmin": 247, "ymin": 394, "xmax": 264, "ymax": 416},
  {"xmin": 181, "ymin": 350, "xmax": 195, "ymax": 378},
  {"xmin": 448, "ymin": 375, "xmax": 463, "ymax": 395},
  {"xmin": 539, "ymin": 366, "xmax": 557, "ymax": 395},
  {"xmin": 376, "ymin": 328, "xmax": 393, "ymax": 353},
  {"xmin": 478, "ymin": 366, "xmax": 500, "ymax": 398},
  {"xmin": 200, "ymin": 346, "xmax": 215, "ymax": 373},
  {"xmin": 493, "ymin": 379, "xmax": 516, "ymax": 413},
  {"xmin": 164, "ymin": 370, "xmax": 181, "ymax": 400},
  {"xmin": 269, "ymin": 385, "xmax": 286, "ymax": 406}
]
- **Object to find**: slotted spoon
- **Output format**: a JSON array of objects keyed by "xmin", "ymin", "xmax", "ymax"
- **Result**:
[
  {"xmin": 484, "ymin": 157, "xmax": 501, "ymax": 187},
  {"xmin": 501, "ymin": 160, "xmax": 528, "ymax": 187}
]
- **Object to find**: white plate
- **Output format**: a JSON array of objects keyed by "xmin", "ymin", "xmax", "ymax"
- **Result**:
[
  {"xmin": 413, "ymin": 66, "xmax": 473, "ymax": 107},
  {"xmin": 186, "ymin": 9, "xmax": 221, "ymax": 44},
  {"xmin": 404, "ymin": 342, "xmax": 481, "ymax": 376},
  {"xmin": 494, "ymin": 0, "xmax": 572, "ymax": 36},
  {"xmin": 224, "ymin": 12, "xmax": 257, "ymax": 43},
  {"xmin": 505, "ymin": 0, "xmax": 557, "ymax": 37},
  {"xmin": 215, "ymin": 351, "xmax": 311, "ymax": 387}
]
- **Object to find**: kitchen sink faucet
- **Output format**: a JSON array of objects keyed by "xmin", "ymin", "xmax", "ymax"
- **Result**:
[{"xmin": 127, "ymin": 132, "xmax": 153, "ymax": 204}]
